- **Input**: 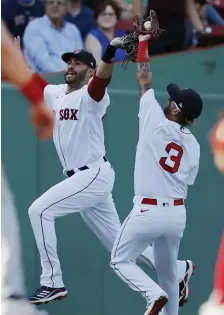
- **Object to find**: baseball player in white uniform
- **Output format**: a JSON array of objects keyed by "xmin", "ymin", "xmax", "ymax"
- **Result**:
[
  {"xmin": 110, "ymin": 35, "xmax": 203, "ymax": 315},
  {"xmin": 198, "ymin": 122, "xmax": 224, "ymax": 315},
  {"xmin": 197, "ymin": 234, "xmax": 224, "ymax": 315},
  {"xmin": 2, "ymin": 170, "xmax": 48, "ymax": 315},
  {"xmin": 28, "ymin": 40, "xmax": 195, "ymax": 306},
  {"xmin": 1, "ymin": 23, "xmax": 53, "ymax": 315}
]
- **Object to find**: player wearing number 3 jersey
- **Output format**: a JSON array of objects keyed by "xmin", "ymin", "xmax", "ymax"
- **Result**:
[{"xmin": 110, "ymin": 35, "xmax": 203, "ymax": 315}]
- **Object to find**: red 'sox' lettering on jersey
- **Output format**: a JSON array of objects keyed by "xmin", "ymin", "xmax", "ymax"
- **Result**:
[{"xmin": 59, "ymin": 108, "xmax": 78, "ymax": 121}]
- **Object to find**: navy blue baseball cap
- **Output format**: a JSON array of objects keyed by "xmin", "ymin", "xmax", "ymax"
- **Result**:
[
  {"xmin": 167, "ymin": 84, "xmax": 203, "ymax": 120},
  {"xmin": 61, "ymin": 49, "xmax": 96, "ymax": 69}
]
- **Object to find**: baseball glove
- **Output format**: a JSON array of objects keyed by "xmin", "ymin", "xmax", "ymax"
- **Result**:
[{"xmin": 121, "ymin": 10, "xmax": 164, "ymax": 64}]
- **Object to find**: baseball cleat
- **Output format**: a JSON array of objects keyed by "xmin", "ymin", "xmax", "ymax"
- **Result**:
[
  {"xmin": 179, "ymin": 260, "xmax": 196, "ymax": 307},
  {"xmin": 144, "ymin": 296, "xmax": 168, "ymax": 315},
  {"xmin": 29, "ymin": 286, "xmax": 68, "ymax": 305}
]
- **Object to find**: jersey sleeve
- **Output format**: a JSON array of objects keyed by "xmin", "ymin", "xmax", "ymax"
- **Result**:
[
  {"xmin": 186, "ymin": 143, "xmax": 200, "ymax": 185},
  {"xmin": 83, "ymin": 81, "xmax": 110, "ymax": 116},
  {"xmin": 139, "ymin": 89, "xmax": 165, "ymax": 131},
  {"xmin": 101, "ymin": 98, "xmax": 110, "ymax": 119},
  {"xmin": 186, "ymin": 164, "xmax": 199, "ymax": 185},
  {"xmin": 43, "ymin": 85, "xmax": 58, "ymax": 110}
]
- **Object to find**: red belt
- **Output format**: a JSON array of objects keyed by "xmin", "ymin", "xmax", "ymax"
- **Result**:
[{"xmin": 142, "ymin": 198, "xmax": 184, "ymax": 206}]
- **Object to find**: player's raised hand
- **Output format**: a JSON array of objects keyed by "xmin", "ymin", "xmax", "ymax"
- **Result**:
[{"xmin": 30, "ymin": 103, "xmax": 54, "ymax": 140}]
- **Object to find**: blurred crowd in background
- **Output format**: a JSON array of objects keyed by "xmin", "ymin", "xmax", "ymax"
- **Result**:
[{"xmin": 2, "ymin": 0, "xmax": 224, "ymax": 73}]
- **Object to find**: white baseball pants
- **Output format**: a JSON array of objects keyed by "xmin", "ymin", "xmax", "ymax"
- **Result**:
[
  {"xmin": 111, "ymin": 197, "xmax": 186, "ymax": 315},
  {"xmin": 2, "ymin": 166, "xmax": 49, "ymax": 315},
  {"xmin": 1, "ymin": 167, "xmax": 25, "ymax": 298},
  {"xmin": 29, "ymin": 161, "xmax": 186, "ymax": 288}
]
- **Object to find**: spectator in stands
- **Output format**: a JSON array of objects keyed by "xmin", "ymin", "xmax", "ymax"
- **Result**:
[
  {"xmin": 114, "ymin": 0, "xmax": 133, "ymax": 19},
  {"xmin": 185, "ymin": 0, "xmax": 224, "ymax": 47},
  {"xmin": 185, "ymin": 0, "xmax": 207, "ymax": 47},
  {"xmin": 85, "ymin": 0, "xmax": 126, "ymax": 64},
  {"xmin": 207, "ymin": 4, "xmax": 224, "ymax": 25},
  {"xmin": 65, "ymin": 0, "xmax": 95, "ymax": 40},
  {"xmin": 2, "ymin": 0, "xmax": 44, "ymax": 45},
  {"xmin": 195, "ymin": 0, "xmax": 224, "ymax": 25},
  {"xmin": 23, "ymin": 0, "xmax": 83, "ymax": 73},
  {"xmin": 133, "ymin": 0, "xmax": 205, "ymax": 54},
  {"xmin": 84, "ymin": 0, "xmax": 132, "ymax": 19}
]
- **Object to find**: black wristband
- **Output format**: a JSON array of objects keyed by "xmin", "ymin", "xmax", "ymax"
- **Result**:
[{"xmin": 102, "ymin": 44, "xmax": 117, "ymax": 64}]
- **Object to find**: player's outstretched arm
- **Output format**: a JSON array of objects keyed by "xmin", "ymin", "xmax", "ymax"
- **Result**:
[
  {"xmin": 88, "ymin": 37, "xmax": 122, "ymax": 102},
  {"xmin": 1, "ymin": 22, "xmax": 35, "ymax": 87},
  {"xmin": 96, "ymin": 37, "xmax": 122, "ymax": 79},
  {"xmin": 136, "ymin": 34, "xmax": 153, "ymax": 97},
  {"xmin": 1, "ymin": 22, "xmax": 53, "ymax": 140}
]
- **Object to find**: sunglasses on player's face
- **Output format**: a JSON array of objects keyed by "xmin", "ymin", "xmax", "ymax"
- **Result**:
[{"xmin": 46, "ymin": 0, "xmax": 65, "ymax": 5}]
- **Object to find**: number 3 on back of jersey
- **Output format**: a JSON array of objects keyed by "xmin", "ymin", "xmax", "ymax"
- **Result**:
[{"xmin": 159, "ymin": 142, "xmax": 183, "ymax": 174}]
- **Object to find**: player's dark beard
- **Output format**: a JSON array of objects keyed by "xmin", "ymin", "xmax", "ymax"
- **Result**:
[{"xmin": 64, "ymin": 68, "xmax": 88, "ymax": 89}]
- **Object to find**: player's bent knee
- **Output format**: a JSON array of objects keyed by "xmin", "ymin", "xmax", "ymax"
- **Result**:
[
  {"xmin": 110, "ymin": 261, "xmax": 122, "ymax": 274},
  {"xmin": 110, "ymin": 259, "xmax": 117, "ymax": 269},
  {"xmin": 28, "ymin": 198, "xmax": 56, "ymax": 220},
  {"xmin": 110, "ymin": 257, "xmax": 125, "ymax": 268},
  {"xmin": 28, "ymin": 199, "xmax": 45, "ymax": 218},
  {"xmin": 28, "ymin": 203, "xmax": 39, "ymax": 218}
]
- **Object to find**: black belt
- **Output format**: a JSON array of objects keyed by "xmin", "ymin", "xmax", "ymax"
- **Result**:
[{"xmin": 66, "ymin": 156, "xmax": 107, "ymax": 178}]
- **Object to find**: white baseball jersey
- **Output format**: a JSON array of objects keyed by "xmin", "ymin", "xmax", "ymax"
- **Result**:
[
  {"xmin": 134, "ymin": 89, "xmax": 200, "ymax": 199},
  {"xmin": 44, "ymin": 83, "xmax": 109, "ymax": 170}
]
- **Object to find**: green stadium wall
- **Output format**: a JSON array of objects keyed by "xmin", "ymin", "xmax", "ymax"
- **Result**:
[{"xmin": 2, "ymin": 46, "xmax": 224, "ymax": 315}]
